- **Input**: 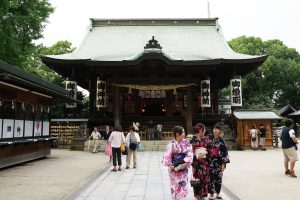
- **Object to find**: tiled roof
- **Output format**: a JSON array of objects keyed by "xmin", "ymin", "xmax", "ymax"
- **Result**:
[
  {"xmin": 0, "ymin": 60, "xmax": 67, "ymax": 96},
  {"xmin": 234, "ymin": 110, "xmax": 281, "ymax": 120},
  {"xmin": 45, "ymin": 18, "xmax": 265, "ymax": 62}
]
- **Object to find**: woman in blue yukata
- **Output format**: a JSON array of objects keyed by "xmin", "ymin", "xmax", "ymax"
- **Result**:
[
  {"xmin": 208, "ymin": 123, "xmax": 230, "ymax": 200},
  {"xmin": 163, "ymin": 126, "xmax": 193, "ymax": 200}
]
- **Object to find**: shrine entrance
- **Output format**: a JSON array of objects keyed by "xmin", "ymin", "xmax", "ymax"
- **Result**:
[{"xmin": 142, "ymin": 98, "xmax": 166, "ymax": 116}]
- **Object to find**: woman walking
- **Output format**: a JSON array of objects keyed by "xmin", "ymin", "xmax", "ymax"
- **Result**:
[
  {"xmin": 208, "ymin": 123, "xmax": 230, "ymax": 200},
  {"xmin": 108, "ymin": 126, "xmax": 125, "ymax": 171},
  {"xmin": 163, "ymin": 126, "xmax": 193, "ymax": 200},
  {"xmin": 125, "ymin": 126, "xmax": 141, "ymax": 169},
  {"xmin": 190, "ymin": 123, "xmax": 211, "ymax": 200}
]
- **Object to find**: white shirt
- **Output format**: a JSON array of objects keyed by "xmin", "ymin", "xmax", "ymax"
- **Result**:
[
  {"xmin": 289, "ymin": 129, "xmax": 296, "ymax": 138},
  {"xmin": 125, "ymin": 132, "xmax": 141, "ymax": 147},
  {"xmin": 90, "ymin": 131, "xmax": 101, "ymax": 140},
  {"xmin": 109, "ymin": 131, "xmax": 125, "ymax": 148},
  {"xmin": 250, "ymin": 129, "xmax": 257, "ymax": 138}
]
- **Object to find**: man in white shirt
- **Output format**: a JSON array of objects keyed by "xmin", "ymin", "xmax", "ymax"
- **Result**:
[{"xmin": 89, "ymin": 127, "xmax": 101, "ymax": 153}]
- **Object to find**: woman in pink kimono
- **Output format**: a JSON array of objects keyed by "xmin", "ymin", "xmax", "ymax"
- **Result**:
[{"xmin": 163, "ymin": 126, "xmax": 193, "ymax": 200}]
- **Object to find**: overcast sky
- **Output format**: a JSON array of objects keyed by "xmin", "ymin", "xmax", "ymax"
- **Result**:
[{"xmin": 40, "ymin": 0, "xmax": 300, "ymax": 53}]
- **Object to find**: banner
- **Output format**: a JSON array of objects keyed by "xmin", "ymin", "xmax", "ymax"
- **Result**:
[
  {"xmin": 3, "ymin": 119, "xmax": 14, "ymax": 138},
  {"xmin": 24, "ymin": 121, "xmax": 33, "ymax": 137},
  {"xmin": 34, "ymin": 120, "xmax": 42, "ymax": 137},
  {"xmin": 230, "ymin": 77, "xmax": 242, "ymax": 107},
  {"xmin": 96, "ymin": 80, "xmax": 106, "ymax": 108},
  {"xmin": 201, "ymin": 79, "xmax": 211, "ymax": 107},
  {"xmin": 14, "ymin": 120, "xmax": 24, "ymax": 138},
  {"xmin": 65, "ymin": 81, "xmax": 77, "ymax": 108},
  {"xmin": 42, "ymin": 121, "xmax": 50, "ymax": 136}
]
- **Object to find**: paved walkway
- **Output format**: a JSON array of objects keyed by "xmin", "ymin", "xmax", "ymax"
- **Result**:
[
  {"xmin": 71, "ymin": 152, "xmax": 232, "ymax": 200},
  {"xmin": 0, "ymin": 149, "xmax": 110, "ymax": 200}
]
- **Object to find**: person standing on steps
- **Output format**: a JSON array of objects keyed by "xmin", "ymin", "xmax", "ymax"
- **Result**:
[
  {"xmin": 89, "ymin": 127, "xmax": 102, "ymax": 153},
  {"xmin": 280, "ymin": 119, "xmax": 299, "ymax": 178}
]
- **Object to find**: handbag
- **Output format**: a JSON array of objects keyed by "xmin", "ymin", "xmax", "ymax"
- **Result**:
[
  {"xmin": 251, "ymin": 137, "xmax": 256, "ymax": 142},
  {"xmin": 172, "ymin": 153, "xmax": 186, "ymax": 167},
  {"xmin": 105, "ymin": 143, "xmax": 112, "ymax": 156},
  {"xmin": 137, "ymin": 143, "xmax": 142, "ymax": 151},
  {"xmin": 171, "ymin": 143, "xmax": 186, "ymax": 168},
  {"xmin": 122, "ymin": 146, "xmax": 128, "ymax": 155},
  {"xmin": 120, "ymin": 142, "xmax": 126, "ymax": 152},
  {"xmin": 190, "ymin": 178, "xmax": 201, "ymax": 188}
]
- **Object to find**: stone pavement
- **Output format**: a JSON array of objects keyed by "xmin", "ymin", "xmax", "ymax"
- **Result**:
[
  {"xmin": 0, "ymin": 149, "xmax": 110, "ymax": 200},
  {"xmin": 223, "ymin": 148, "xmax": 300, "ymax": 200},
  {"xmin": 71, "ymin": 151, "xmax": 233, "ymax": 200}
]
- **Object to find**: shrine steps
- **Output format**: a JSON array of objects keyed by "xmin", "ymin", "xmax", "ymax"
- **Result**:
[
  {"xmin": 121, "ymin": 115, "xmax": 185, "ymax": 132},
  {"xmin": 83, "ymin": 140, "xmax": 170, "ymax": 152}
]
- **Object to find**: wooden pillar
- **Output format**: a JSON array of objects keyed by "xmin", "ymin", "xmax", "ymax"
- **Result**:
[
  {"xmin": 113, "ymin": 86, "xmax": 120, "ymax": 127},
  {"xmin": 88, "ymin": 76, "xmax": 97, "ymax": 116},
  {"xmin": 186, "ymin": 87, "xmax": 194, "ymax": 134},
  {"xmin": 134, "ymin": 91, "xmax": 141, "ymax": 114},
  {"xmin": 166, "ymin": 90, "xmax": 173, "ymax": 116}
]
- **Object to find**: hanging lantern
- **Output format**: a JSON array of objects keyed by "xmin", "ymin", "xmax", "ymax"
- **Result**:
[
  {"xmin": 0, "ymin": 100, "xmax": 2, "ymax": 107},
  {"xmin": 11, "ymin": 100, "xmax": 15, "ymax": 110},
  {"xmin": 47, "ymin": 106, "xmax": 51, "ymax": 113},
  {"xmin": 32, "ymin": 105, "xmax": 35, "ymax": 113},
  {"xmin": 96, "ymin": 79, "xmax": 106, "ymax": 108},
  {"xmin": 230, "ymin": 76, "xmax": 242, "ymax": 107},
  {"xmin": 138, "ymin": 90, "xmax": 143, "ymax": 96},
  {"xmin": 201, "ymin": 78, "xmax": 211, "ymax": 107},
  {"xmin": 150, "ymin": 90, "xmax": 156, "ymax": 98},
  {"xmin": 161, "ymin": 90, "xmax": 166, "ymax": 98},
  {"xmin": 65, "ymin": 80, "xmax": 77, "ymax": 108},
  {"xmin": 128, "ymin": 87, "xmax": 132, "ymax": 94},
  {"xmin": 22, "ymin": 102, "xmax": 25, "ymax": 111},
  {"xmin": 173, "ymin": 89, "xmax": 177, "ymax": 95},
  {"xmin": 41, "ymin": 106, "xmax": 43, "ymax": 113}
]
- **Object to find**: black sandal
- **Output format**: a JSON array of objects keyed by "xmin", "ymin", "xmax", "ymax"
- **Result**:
[{"xmin": 111, "ymin": 168, "xmax": 117, "ymax": 172}]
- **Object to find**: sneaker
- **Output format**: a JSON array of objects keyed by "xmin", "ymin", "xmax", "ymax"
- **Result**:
[
  {"xmin": 285, "ymin": 169, "xmax": 290, "ymax": 175},
  {"xmin": 126, "ymin": 166, "xmax": 129, "ymax": 169},
  {"xmin": 289, "ymin": 171, "xmax": 297, "ymax": 178}
]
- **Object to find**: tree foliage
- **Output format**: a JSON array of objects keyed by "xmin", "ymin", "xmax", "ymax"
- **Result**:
[
  {"xmin": 226, "ymin": 36, "xmax": 300, "ymax": 110},
  {"xmin": 22, "ymin": 40, "xmax": 75, "ymax": 86},
  {"xmin": 0, "ymin": 0, "xmax": 54, "ymax": 66}
]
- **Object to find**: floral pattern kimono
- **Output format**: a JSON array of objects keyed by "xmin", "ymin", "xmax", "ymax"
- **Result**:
[
  {"xmin": 190, "ymin": 135, "xmax": 212, "ymax": 199},
  {"xmin": 208, "ymin": 136, "xmax": 230, "ymax": 194},
  {"xmin": 163, "ymin": 139, "xmax": 193, "ymax": 200}
]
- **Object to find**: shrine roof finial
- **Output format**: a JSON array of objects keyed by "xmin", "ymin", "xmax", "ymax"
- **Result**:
[{"xmin": 144, "ymin": 36, "xmax": 162, "ymax": 49}]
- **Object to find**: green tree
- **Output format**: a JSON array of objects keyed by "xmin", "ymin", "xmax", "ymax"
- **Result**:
[
  {"xmin": 0, "ymin": 0, "xmax": 54, "ymax": 66},
  {"xmin": 226, "ymin": 36, "xmax": 300, "ymax": 109},
  {"xmin": 22, "ymin": 40, "xmax": 75, "ymax": 86}
]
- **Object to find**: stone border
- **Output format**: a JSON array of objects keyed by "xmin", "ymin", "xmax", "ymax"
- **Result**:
[
  {"xmin": 64, "ymin": 163, "xmax": 111, "ymax": 200},
  {"xmin": 222, "ymin": 184, "xmax": 241, "ymax": 200}
]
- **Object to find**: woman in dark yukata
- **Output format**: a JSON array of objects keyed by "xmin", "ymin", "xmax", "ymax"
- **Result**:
[
  {"xmin": 208, "ymin": 123, "xmax": 230, "ymax": 200},
  {"xmin": 190, "ymin": 123, "xmax": 212, "ymax": 200}
]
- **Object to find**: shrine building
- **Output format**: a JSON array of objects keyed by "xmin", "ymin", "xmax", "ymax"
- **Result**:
[{"xmin": 42, "ymin": 18, "xmax": 267, "ymax": 135}]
